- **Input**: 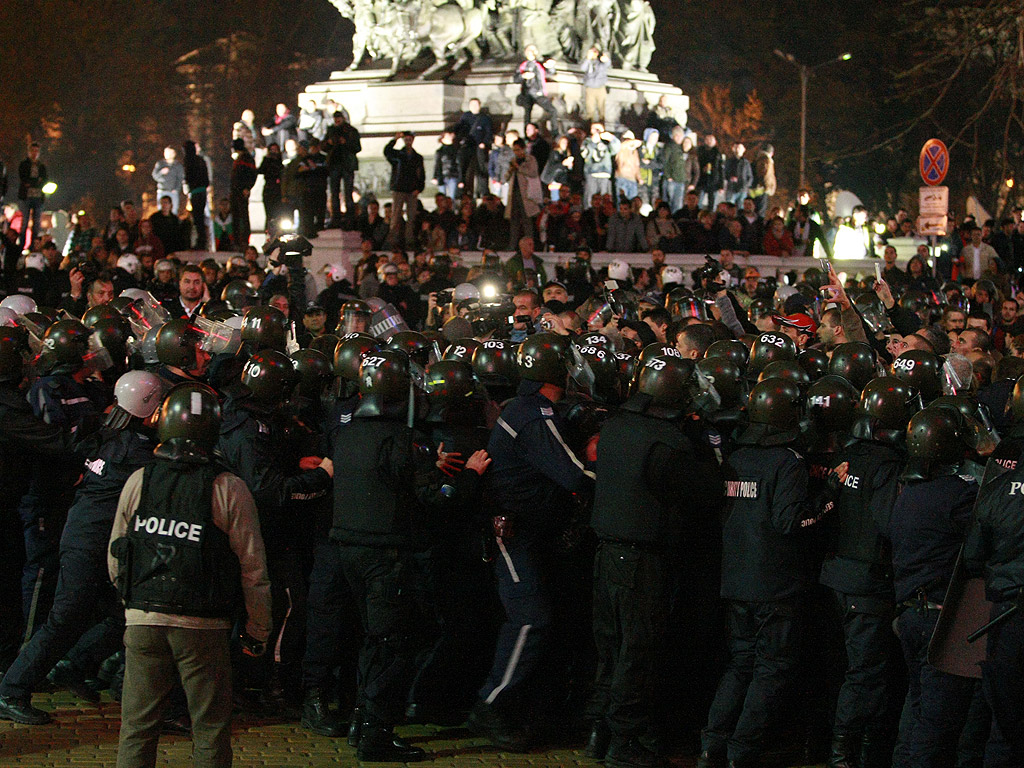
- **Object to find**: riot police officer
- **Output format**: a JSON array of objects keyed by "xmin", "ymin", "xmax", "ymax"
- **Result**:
[
  {"xmin": 330, "ymin": 350, "xmax": 489, "ymax": 761},
  {"xmin": 154, "ymin": 318, "xmax": 211, "ymax": 386},
  {"xmin": 820, "ymin": 376, "xmax": 915, "ymax": 768},
  {"xmin": 469, "ymin": 333, "xmax": 595, "ymax": 752},
  {"xmin": 109, "ymin": 382, "xmax": 271, "ymax": 768},
  {"xmin": 587, "ymin": 355, "xmax": 723, "ymax": 768},
  {"xmin": 885, "ymin": 407, "xmax": 979, "ymax": 768},
  {"xmin": 0, "ymin": 371, "xmax": 166, "ymax": 725},
  {"xmin": 700, "ymin": 378, "xmax": 834, "ymax": 768}
]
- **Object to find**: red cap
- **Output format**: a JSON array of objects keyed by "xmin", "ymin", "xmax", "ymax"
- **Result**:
[{"xmin": 772, "ymin": 312, "xmax": 818, "ymax": 335}]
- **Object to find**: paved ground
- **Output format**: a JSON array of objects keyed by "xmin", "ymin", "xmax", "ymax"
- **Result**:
[{"xmin": 0, "ymin": 692, "xmax": 825, "ymax": 767}]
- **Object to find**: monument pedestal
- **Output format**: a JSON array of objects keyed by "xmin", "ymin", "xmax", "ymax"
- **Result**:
[{"xmin": 299, "ymin": 61, "xmax": 688, "ymax": 200}]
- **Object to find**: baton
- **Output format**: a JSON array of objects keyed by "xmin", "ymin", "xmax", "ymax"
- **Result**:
[{"xmin": 967, "ymin": 603, "xmax": 1019, "ymax": 643}]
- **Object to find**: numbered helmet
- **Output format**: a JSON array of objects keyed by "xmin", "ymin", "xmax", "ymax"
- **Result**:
[
  {"xmin": 308, "ymin": 333, "xmax": 340, "ymax": 359},
  {"xmin": 638, "ymin": 342, "xmax": 683, "ymax": 369},
  {"xmin": 241, "ymin": 349, "xmax": 299, "ymax": 406},
  {"xmin": 570, "ymin": 343, "xmax": 625, "ymax": 404},
  {"xmin": 386, "ymin": 330, "xmax": 432, "ymax": 367},
  {"xmin": 758, "ymin": 360, "xmax": 812, "ymax": 390},
  {"xmin": 472, "ymin": 339, "xmax": 520, "ymax": 387},
  {"xmin": 904, "ymin": 407, "xmax": 968, "ymax": 481},
  {"xmin": 696, "ymin": 356, "xmax": 744, "ymax": 409},
  {"xmin": 747, "ymin": 332, "xmax": 798, "ymax": 377},
  {"xmin": 0, "ymin": 295, "xmax": 37, "ymax": 316},
  {"xmin": 358, "ymin": 349, "xmax": 411, "ymax": 415},
  {"xmin": 156, "ymin": 319, "xmax": 202, "ymax": 369},
  {"xmin": 797, "ymin": 348, "xmax": 829, "ymax": 381},
  {"xmin": 0, "ymin": 326, "xmax": 29, "ymax": 382},
  {"xmin": 578, "ymin": 332, "xmax": 609, "ymax": 348},
  {"xmin": 221, "ymin": 279, "xmax": 258, "ymax": 311},
  {"xmin": 854, "ymin": 376, "xmax": 916, "ymax": 440},
  {"xmin": 41, "ymin": 319, "xmax": 92, "ymax": 367},
  {"xmin": 517, "ymin": 332, "xmax": 571, "ymax": 386},
  {"xmin": 443, "ymin": 338, "xmax": 483, "ymax": 362},
  {"xmin": 106, "ymin": 370, "xmax": 167, "ymax": 430},
  {"xmin": 806, "ymin": 374, "xmax": 860, "ymax": 434},
  {"xmin": 334, "ymin": 333, "xmax": 380, "ymax": 381},
  {"xmin": 241, "ymin": 305, "xmax": 289, "ymax": 353},
  {"xmin": 627, "ymin": 355, "xmax": 698, "ymax": 418},
  {"xmin": 340, "ymin": 300, "xmax": 373, "ymax": 336},
  {"xmin": 706, "ymin": 339, "xmax": 750, "ymax": 369},
  {"xmin": 890, "ymin": 350, "xmax": 943, "ymax": 402},
  {"xmin": 157, "ymin": 382, "xmax": 222, "ymax": 453},
  {"xmin": 828, "ymin": 342, "xmax": 878, "ymax": 390},
  {"xmin": 290, "ymin": 348, "xmax": 333, "ymax": 400},
  {"xmin": 742, "ymin": 378, "xmax": 804, "ymax": 443}
]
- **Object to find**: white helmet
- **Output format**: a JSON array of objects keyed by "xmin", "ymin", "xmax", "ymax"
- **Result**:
[
  {"xmin": 0, "ymin": 295, "xmax": 37, "ymax": 315},
  {"xmin": 24, "ymin": 253, "xmax": 45, "ymax": 272},
  {"xmin": 120, "ymin": 288, "xmax": 155, "ymax": 302},
  {"xmin": 114, "ymin": 370, "xmax": 168, "ymax": 419},
  {"xmin": 660, "ymin": 265, "xmax": 684, "ymax": 286},
  {"xmin": 0, "ymin": 307, "xmax": 18, "ymax": 327},
  {"xmin": 117, "ymin": 254, "xmax": 141, "ymax": 276},
  {"xmin": 325, "ymin": 263, "xmax": 348, "ymax": 283},
  {"xmin": 607, "ymin": 259, "xmax": 630, "ymax": 282},
  {"xmin": 453, "ymin": 282, "xmax": 481, "ymax": 303}
]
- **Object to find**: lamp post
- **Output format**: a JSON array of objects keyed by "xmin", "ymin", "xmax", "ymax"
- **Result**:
[{"xmin": 774, "ymin": 49, "xmax": 852, "ymax": 189}]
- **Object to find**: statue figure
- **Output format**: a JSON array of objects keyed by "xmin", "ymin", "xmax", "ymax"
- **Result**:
[
  {"xmin": 575, "ymin": 0, "xmax": 620, "ymax": 62},
  {"xmin": 618, "ymin": 0, "xmax": 655, "ymax": 71}
]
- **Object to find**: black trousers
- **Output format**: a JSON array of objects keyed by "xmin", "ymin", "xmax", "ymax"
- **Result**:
[
  {"xmin": 982, "ymin": 603, "xmax": 1024, "ymax": 767},
  {"xmin": 522, "ymin": 93, "xmax": 558, "ymax": 133},
  {"xmin": 338, "ymin": 544, "xmax": 417, "ymax": 727},
  {"xmin": 302, "ymin": 540, "xmax": 350, "ymax": 692},
  {"xmin": 328, "ymin": 166, "xmax": 355, "ymax": 224},
  {"xmin": 587, "ymin": 541, "xmax": 668, "ymax": 745},
  {"xmin": 702, "ymin": 598, "xmax": 801, "ymax": 765}
]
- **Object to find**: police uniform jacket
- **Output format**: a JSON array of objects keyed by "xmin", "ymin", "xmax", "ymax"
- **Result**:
[
  {"xmin": 965, "ymin": 465, "xmax": 1024, "ymax": 600},
  {"xmin": 720, "ymin": 444, "xmax": 818, "ymax": 602},
  {"xmin": 819, "ymin": 439, "xmax": 903, "ymax": 596},
  {"xmin": 886, "ymin": 474, "xmax": 977, "ymax": 603},
  {"xmin": 591, "ymin": 409, "xmax": 722, "ymax": 546}
]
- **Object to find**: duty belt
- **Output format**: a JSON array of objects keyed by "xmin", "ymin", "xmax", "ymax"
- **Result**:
[{"xmin": 900, "ymin": 587, "xmax": 942, "ymax": 612}]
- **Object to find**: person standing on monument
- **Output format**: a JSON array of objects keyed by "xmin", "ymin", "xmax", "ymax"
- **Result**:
[
  {"xmin": 324, "ymin": 111, "xmax": 362, "ymax": 228},
  {"xmin": 456, "ymin": 98, "xmax": 493, "ymax": 200},
  {"xmin": 504, "ymin": 138, "xmax": 540, "ymax": 250},
  {"xmin": 384, "ymin": 131, "xmax": 425, "ymax": 250},
  {"xmin": 515, "ymin": 44, "xmax": 560, "ymax": 134},
  {"xmin": 581, "ymin": 46, "xmax": 610, "ymax": 124}
]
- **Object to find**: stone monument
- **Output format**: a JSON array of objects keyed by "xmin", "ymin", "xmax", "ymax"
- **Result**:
[{"xmin": 301, "ymin": 0, "xmax": 688, "ymax": 200}]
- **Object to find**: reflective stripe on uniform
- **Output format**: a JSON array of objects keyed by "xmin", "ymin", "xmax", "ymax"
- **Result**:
[
  {"xmin": 498, "ymin": 417, "xmax": 518, "ymax": 439},
  {"xmin": 497, "ymin": 538, "xmax": 519, "ymax": 583},
  {"xmin": 484, "ymin": 623, "xmax": 532, "ymax": 705},
  {"xmin": 544, "ymin": 419, "xmax": 596, "ymax": 479}
]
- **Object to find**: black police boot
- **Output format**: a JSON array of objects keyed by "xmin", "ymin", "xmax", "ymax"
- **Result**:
[
  {"xmin": 347, "ymin": 706, "xmax": 362, "ymax": 747},
  {"xmin": 47, "ymin": 659, "xmax": 100, "ymax": 703},
  {"xmin": 0, "ymin": 695, "xmax": 51, "ymax": 725},
  {"xmin": 604, "ymin": 738, "xmax": 663, "ymax": 768},
  {"xmin": 696, "ymin": 750, "xmax": 726, "ymax": 768},
  {"xmin": 301, "ymin": 687, "xmax": 343, "ymax": 737},
  {"xmin": 466, "ymin": 699, "xmax": 531, "ymax": 753},
  {"xmin": 859, "ymin": 731, "xmax": 890, "ymax": 768},
  {"xmin": 586, "ymin": 720, "xmax": 611, "ymax": 760},
  {"xmin": 827, "ymin": 733, "xmax": 858, "ymax": 768},
  {"xmin": 357, "ymin": 724, "xmax": 427, "ymax": 762}
]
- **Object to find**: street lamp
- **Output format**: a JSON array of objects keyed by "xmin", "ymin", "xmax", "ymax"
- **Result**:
[{"xmin": 774, "ymin": 49, "xmax": 853, "ymax": 188}]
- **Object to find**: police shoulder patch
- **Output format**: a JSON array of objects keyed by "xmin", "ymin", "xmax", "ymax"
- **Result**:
[
  {"xmin": 257, "ymin": 420, "xmax": 271, "ymax": 435},
  {"xmin": 959, "ymin": 474, "xmax": 978, "ymax": 484},
  {"xmin": 540, "ymin": 406, "xmax": 554, "ymax": 417}
]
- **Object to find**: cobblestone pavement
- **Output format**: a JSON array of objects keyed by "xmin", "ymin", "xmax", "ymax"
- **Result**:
[{"xmin": 0, "ymin": 692, "xmax": 824, "ymax": 767}]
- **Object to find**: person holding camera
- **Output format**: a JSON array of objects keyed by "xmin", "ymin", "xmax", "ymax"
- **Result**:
[
  {"xmin": 514, "ymin": 45, "xmax": 560, "ymax": 134},
  {"xmin": 582, "ymin": 46, "xmax": 611, "ymax": 124}
]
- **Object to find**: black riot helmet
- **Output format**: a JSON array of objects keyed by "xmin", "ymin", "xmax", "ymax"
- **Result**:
[
  {"xmin": 109, "ymin": 296, "xmax": 135, "ymax": 314},
  {"xmin": 797, "ymin": 348, "xmax": 829, "ymax": 381},
  {"xmin": 930, "ymin": 394, "xmax": 1000, "ymax": 455},
  {"xmin": 626, "ymin": 355, "xmax": 698, "ymax": 419},
  {"xmin": 290, "ymin": 348, "xmax": 333, "ymax": 400},
  {"xmin": 425, "ymin": 359, "xmax": 476, "ymax": 420},
  {"xmin": 157, "ymin": 382, "xmax": 222, "ymax": 454},
  {"xmin": 903, "ymin": 407, "xmax": 967, "ymax": 481},
  {"xmin": 890, "ymin": 350, "xmax": 943, "ymax": 403},
  {"xmin": 472, "ymin": 339, "xmax": 520, "ymax": 387},
  {"xmin": 828, "ymin": 342, "xmax": 878, "ymax": 390},
  {"xmin": 334, "ymin": 333, "xmax": 380, "ymax": 381},
  {"xmin": 570, "ymin": 343, "xmax": 625, "ymax": 405},
  {"xmin": 221, "ymin": 279, "xmax": 258, "ymax": 311},
  {"xmin": 443, "ymin": 338, "xmax": 483, "ymax": 362},
  {"xmin": 758, "ymin": 360, "xmax": 812, "ymax": 391},
  {"xmin": 91, "ymin": 316, "xmax": 132, "ymax": 372},
  {"xmin": 0, "ymin": 326, "xmax": 28, "ymax": 383},
  {"xmin": 740, "ymin": 378, "xmax": 804, "ymax": 444},
  {"xmin": 853, "ymin": 376, "xmax": 916, "ymax": 443},
  {"xmin": 308, "ymin": 333, "xmax": 340, "ymax": 359},
  {"xmin": 705, "ymin": 339, "xmax": 750, "ymax": 369},
  {"xmin": 41, "ymin": 319, "xmax": 92, "ymax": 368},
  {"xmin": 387, "ymin": 330, "xmax": 432, "ymax": 367},
  {"xmin": 357, "ymin": 349, "xmax": 411, "ymax": 416},
  {"xmin": 241, "ymin": 349, "xmax": 299, "ymax": 406},
  {"xmin": 806, "ymin": 374, "xmax": 860, "ymax": 435},
  {"xmin": 696, "ymin": 356, "xmax": 745, "ymax": 409},
  {"xmin": 156, "ymin": 319, "xmax": 202, "ymax": 369},
  {"xmin": 241, "ymin": 305, "xmax": 289, "ymax": 353},
  {"xmin": 518, "ymin": 332, "xmax": 571, "ymax": 386},
  {"xmin": 339, "ymin": 300, "xmax": 373, "ymax": 336},
  {"xmin": 81, "ymin": 304, "xmax": 122, "ymax": 328},
  {"xmin": 747, "ymin": 298, "xmax": 773, "ymax": 325},
  {"xmin": 747, "ymin": 332, "xmax": 798, "ymax": 377}
]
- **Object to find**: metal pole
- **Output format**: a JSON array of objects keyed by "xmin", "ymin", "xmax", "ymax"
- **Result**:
[{"xmin": 799, "ymin": 64, "xmax": 808, "ymax": 189}]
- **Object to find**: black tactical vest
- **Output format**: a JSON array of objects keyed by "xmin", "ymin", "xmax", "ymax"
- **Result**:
[{"xmin": 117, "ymin": 459, "xmax": 241, "ymax": 618}]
